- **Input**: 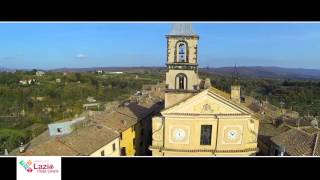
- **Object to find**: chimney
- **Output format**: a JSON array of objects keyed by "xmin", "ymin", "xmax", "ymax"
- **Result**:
[
  {"xmin": 231, "ymin": 85, "xmax": 241, "ymax": 103},
  {"xmin": 19, "ymin": 142, "xmax": 25, "ymax": 153},
  {"xmin": 4, "ymin": 149, "xmax": 8, "ymax": 156},
  {"xmin": 204, "ymin": 78, "xmax": 212, "ymax": 89},
  {"xmin": 279, "ymin": 145, "xmax": 286, "ymax": 156}
]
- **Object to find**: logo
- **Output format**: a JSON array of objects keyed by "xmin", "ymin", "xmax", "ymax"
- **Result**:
[
  {"xmin": 19, "ymin": 160, "xmax": 33, "ymax": 173},
  {"xmin": 17, "ymin": 157, "xmax": 61, "ymax": 180}
]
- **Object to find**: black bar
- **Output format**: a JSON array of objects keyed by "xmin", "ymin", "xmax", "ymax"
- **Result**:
[{"xmin": 0, "ymin": 157, "xmax": 17, "ymax": 180}]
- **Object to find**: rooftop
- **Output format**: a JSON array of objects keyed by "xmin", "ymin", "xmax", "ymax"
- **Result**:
[
  {"xmin": 95, "ymin": 101, "xmax": 162, "ymax": 133},
  {"xmin": 10, "ymin": 118, "xmax": 120, "ymax": 156},
  {"xmin": 282, "ymin": 117, "xmax": 312, "ymax": 128},
  {"xmin": 167, "ymin": 23, "xmax": 198, "ymax": 36},
  {"xmin": 10, "ymin": 92, "xmax": 163, "ymax": 156},
  {"xmin": 209, "ymin": 87, "xmax": 257, "ymax": 116},
  {"xmin": 271, "ymin": 128, "xmax": 320, "ymax": 156},
  {"xmin": 208, "ymin": 87, "xmax": 231, "ymax": 100},
  {"xmin": 258, "ymin": 123, "xmax": 291, "ymax": 146}
]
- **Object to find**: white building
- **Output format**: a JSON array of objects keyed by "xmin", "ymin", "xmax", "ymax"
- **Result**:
[
  {"xmin": 36, "ymin": 71, "xmax": 45, "ymax": 76},
  {"xmin": 106, "ymin": 72, "xmax": 123, "ymax": 74}
]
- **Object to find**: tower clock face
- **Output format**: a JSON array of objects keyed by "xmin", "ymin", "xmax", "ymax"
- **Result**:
[
  {"xmin": 227, "ymin": 130, "xmax": 238, "ymax": 140},
  {"xmin": 169, "ymin": 126, "xmax": 190, "ymax": 144},
  {"xmin": 174, "ymin": 128, "xmax": 186, "ymax": 141},
  {"xmin": 222, "ymin": 126, "xmax": 243, "ymax": 144}
]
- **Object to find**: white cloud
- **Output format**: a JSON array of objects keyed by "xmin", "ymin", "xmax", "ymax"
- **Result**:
[{"xmin": 76, "ymin": 53, "xmax": 87, "ymax": 59}]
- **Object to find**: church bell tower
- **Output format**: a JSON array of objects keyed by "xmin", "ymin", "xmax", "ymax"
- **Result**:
[{"xmin": 165, "ymin": 23, "xmax": 200, "ymax": 108}]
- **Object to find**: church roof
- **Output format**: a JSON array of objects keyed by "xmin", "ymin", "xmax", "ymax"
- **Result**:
[
  {"xmin": 167, "ymin": 23, "xmax": 198, "ymax": 36},
  {"xmin": 162, "ymin": 88, "xmax": 255, "ymax": 116}
]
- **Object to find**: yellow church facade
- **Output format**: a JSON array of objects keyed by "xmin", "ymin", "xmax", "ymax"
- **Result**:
[
  {"xmin": 150, "ymin": 88, "xmax": 259, "ymax": 156},
  {"xmin": 149, "ymin": 23, "xmax": 259, "ymax": 156}
]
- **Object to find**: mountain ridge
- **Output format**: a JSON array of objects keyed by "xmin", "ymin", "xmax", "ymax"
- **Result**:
[
  {"xmin": 202, "ymin": 66, "xmax": 320, "ymax": 80},
  {"xmin": 1, "ymin": 66, "xmax": 320, "ymax": 80}
]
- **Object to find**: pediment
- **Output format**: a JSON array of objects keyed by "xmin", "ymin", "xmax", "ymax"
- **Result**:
[{"xmin": 162, "ymin": 89, "xmax": 252, "ymax": 115}]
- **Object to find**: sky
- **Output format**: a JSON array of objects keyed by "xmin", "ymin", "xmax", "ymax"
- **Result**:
[{"xmin": 1, "ymin": 22, "xmax": 320, "ymax": 70}]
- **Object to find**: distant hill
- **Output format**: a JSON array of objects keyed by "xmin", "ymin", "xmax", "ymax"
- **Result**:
[
  {"xmin": 0, "ymin": 67, "xmax": 15, "ymax": 72},
  {"xmin": 49, "ymin": 67, "xmax": 166, "ymax": 73},
  {"xmin": 49, "ymin": 66, "xmax": 320, "ymax": 80},
  {"xmin": 201, "ymin": 66, "xmax": 320, "ymax": 80},
  {"xmin": 2, "ymin": 66, "xmax": 320, "ymax": 80}
]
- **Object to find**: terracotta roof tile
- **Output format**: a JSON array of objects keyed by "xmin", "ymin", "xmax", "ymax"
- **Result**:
[
  {"xmin": 258, "ymin": 123, "xmax": 291, "ymax": 146},
  {"xmin": 11, "ymin": 119, "xmax": 120, "ymax": 156},
  {"xmin": 10, "ymin": 97, "xmax": 163, "ymax": 156},
  {"xmin": 271, "ymin": 128, "xmax": 320, "ymax": 156}
]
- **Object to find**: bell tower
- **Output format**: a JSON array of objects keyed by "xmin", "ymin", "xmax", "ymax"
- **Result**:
[{"xmin": 165, "ymin": 23, "xmax": 200, "ymax": 108}]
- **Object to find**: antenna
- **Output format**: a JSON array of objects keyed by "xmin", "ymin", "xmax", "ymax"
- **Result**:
[
  {"xmin": 206, "ymin": 64, "xmax": 210, "ymax": 70},
  {"xmin": 232, "ymin": 64, "xmax": 240, "ymax": 85}
]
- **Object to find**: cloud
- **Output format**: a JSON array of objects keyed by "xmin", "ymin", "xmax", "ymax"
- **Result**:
[{"xmin": 76, "ymin": 53, "xmax": 88, "ymax": 59}]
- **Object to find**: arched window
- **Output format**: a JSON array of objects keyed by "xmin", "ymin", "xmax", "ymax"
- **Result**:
[
  {"xmin": 179, "ymin": 76, "xmax": 184, "ymax": 89},
  {"xmin": 176, "ymin": 74, "xmax": 187, "ymax": 90},
  {"xmin": 178, "ymin": 43, "xmax": 186, "ymax": 62}
]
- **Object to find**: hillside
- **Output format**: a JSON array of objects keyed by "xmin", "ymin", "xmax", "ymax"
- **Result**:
[
  {"xmin": 3, "ymin": 66, "xmax": 320, "ymax": 80},
  {"xmin": 201, "ymin": 66, "xmax": 320, "ymax": 80}
]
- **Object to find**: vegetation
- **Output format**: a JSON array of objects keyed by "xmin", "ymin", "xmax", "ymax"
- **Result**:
[
  {"xmin": 1, "ymin": 67, "xmax": 319, "ymax": 154},
  {"xmin": 0, "ymin": 70, "xmax": 163, "ymax": 153},
  {"xmin": 200, "ymin": 72, "xmax": 320, "ymax": 117}
]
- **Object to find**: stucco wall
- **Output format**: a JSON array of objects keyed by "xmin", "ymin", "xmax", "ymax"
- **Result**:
[
  {"xmin": 165, "ymin": 92, "xmax": 194, "ymax": 108},
  {"xmin": 165, "ymin": 69, "xmax": 199, "ymax": 90},
  {"xmin": 120, "ymin": 127, "xmax": 136, "ymax": 156},
  {"xmin": 90, "ymin": 138, "xmax": 120, "ymax": 156},
  {"xmin": 231, "ymin": 85, "xmax": 241, "ymax": 103},
  {"xmin": 164, "ymin": 117, "xmax": 218, "ymax": 150},
  {"xmin": 151, "ymin": 115, "xmax": 258, "ymax": 156}
]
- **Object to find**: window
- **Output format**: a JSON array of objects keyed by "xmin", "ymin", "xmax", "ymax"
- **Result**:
[
  {"xmin": 120, "ymin": 133, "xmax": 123, "ymax": 140},
  {"xmin": 112, "ymin": 143, "xmax": 116, "ymax": 152},
  {"xmin": 57, "ymin": 128, "xmax": 62, "ymax": 133},
  {"xmin": 200, "ymin": 125, "xmax": 212, "ymax": 145},
  {"xmin": 121, "ymin": 147, "xmax": 126, "ymax": 156},
  {"xmin": 179, "ymin": 76, "xmax": 184, "ymax": 89},
  {"xmin": 101, "ymin": 150, "xmax": 105, "ymax": 156},
  {"xmin": 176, "ymin": 74, "xmax": 187, "ymax": 90},
  {"xmin": 178, "ymin": 43, "xmax": 186, "ymax": 62}
]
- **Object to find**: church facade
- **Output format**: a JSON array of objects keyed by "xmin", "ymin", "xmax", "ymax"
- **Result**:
[{"xmin": 149, "ymin": 24, "xmax": 259, "ymax": 156}]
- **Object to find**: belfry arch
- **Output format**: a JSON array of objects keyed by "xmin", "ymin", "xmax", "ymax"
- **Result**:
[
  {"xmin": 174, "ymin": 40, "xmax": 189, "ymax": 63},
  {"xmin": 175, "ymin": 73, "xmax": 188, "ymax": 90}
]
